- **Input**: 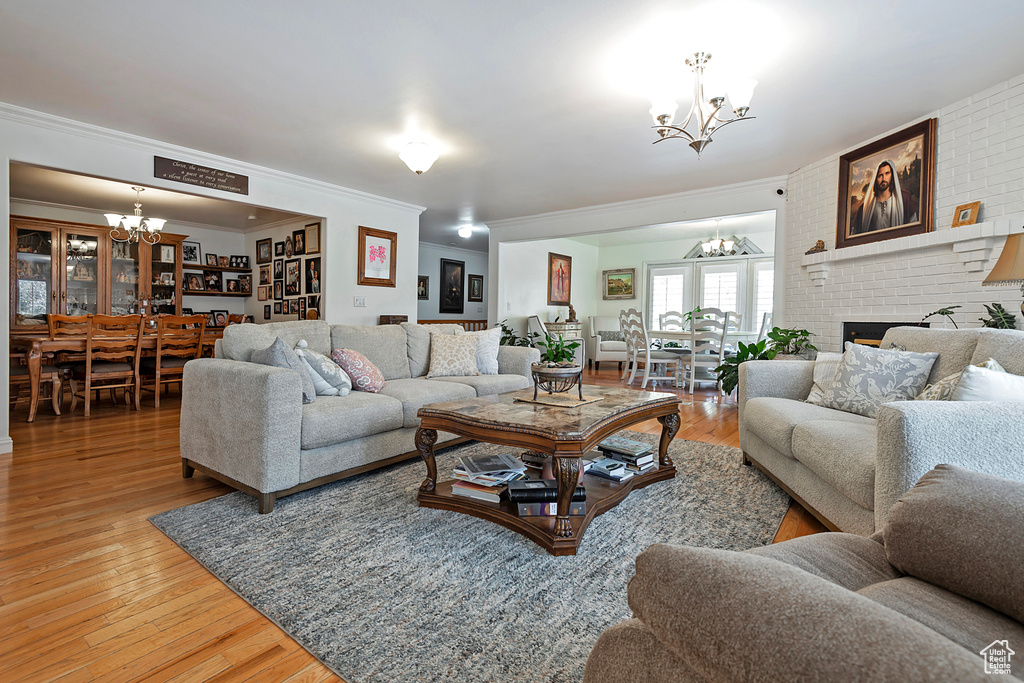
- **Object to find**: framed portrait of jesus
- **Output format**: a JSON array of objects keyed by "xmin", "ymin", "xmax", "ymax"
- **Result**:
[{"xmin": 547, "ymin": 252, "xmax": 572, "ymax": 306}]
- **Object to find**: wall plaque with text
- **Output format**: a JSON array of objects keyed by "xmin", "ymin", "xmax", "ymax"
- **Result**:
[{"xmin": 154, "ymin": 156, "xmax": 249, "ymax": 195}]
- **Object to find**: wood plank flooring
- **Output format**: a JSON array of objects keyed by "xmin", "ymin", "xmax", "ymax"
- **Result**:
[{"xmin": 1, "ymin": 366, "xmax": 824, "ymax": 682}]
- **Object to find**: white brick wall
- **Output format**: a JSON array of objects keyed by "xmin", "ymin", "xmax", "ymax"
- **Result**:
[{"xmin": 784, "ymin": 73, "xmax": 1024, "ymax": 351}]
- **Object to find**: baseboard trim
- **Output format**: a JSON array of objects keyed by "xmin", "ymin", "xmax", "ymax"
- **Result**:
[
  {"xmin": 743, "ymin": 452, "xmax": 842, "ymax": 533},
  {"xmin": 0, "ymin": 436, "xmax": 12, "ymax": 454}
]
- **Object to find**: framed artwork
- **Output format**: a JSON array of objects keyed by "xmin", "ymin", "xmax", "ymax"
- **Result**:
[
  {"xmin": 206, "ymin": 253, "xmax": 218, "ymax": 266},
  {"xmin": 417, "ymin": 275, "xmax": 429, "ymax": 300},
  {"xmin": 203, "ymin": 270, "xmax": 223, "ymax": 292},
  {"xmin": 305, "ymin": 222, "xmax": 321, "ymax": 254},
  {"xmin": 602, "ymin": 268, "xmax": 636, "ymax": 300},
  {"xmin": 257, "ymin": 285, "xmax": 269, "ymax": 301},
  {"xmin": 185, "ymin": 273, "xmax": 204, "ymax": 292},
  {"xmin": 290, "ymin": 299, "xmax": 299, "ymax": 314},
  {"xmin": 274, "ymin": 281, "xmax": 283, "ymax": 300},
  {"xmin": 836, "ymin": 118, "xmax": 936, "ymax": 250},
  {"xmin": 218, "ymin": 256, "xmax": 230, "ymax": 268},
  {"xmin": 951, "ymin": 201, "xmax": 981, "ymax": 227},
  {"xmin": 225, "ymin": 278, "xmax": 240, "ymax": 293},
  {"xmin": 230, "ymin": 255, "xmax": 250, "ymax": 269},
  {"xmin": 274, "ymin": 302, "xmax": 282, "ymax": 314},
  {"xmin": 284, "ymin": 236, "xmax": 293, "ymax": 258},
  {"xmin": 275, "ymin": 241, "xmax": 285, "ymax": 257},
  {"xmin": 238, "ymin": 274, "xmax": 252, "ymax": 293},
  {"xmin": 285, "ymin": 258, "xmax": 301, "ymax": 296},
  {"xmin": 439, "ymin": 258, "xmax": 465, "ymax": 314},
  {"xmin": 547, "ymin": 252, "xmax": 572, "ymax": 306},
  {"xmin": 182, "ymin": 241, "xmax": 201, "ymax": 265},
  {"xmin": 256, "ymin": 238, "xmax": 272, "ymax": 264},
  {"xmin": 357, "ymin": 225, "xmax": 397, "ymax": 287},
  {"xmin": 274, "ymin": 259, "xmax": 283, "ymax": 280},
  {"xmin": 298, "ymin": 298, "xmax": 306, "ymax": 319},
  {"xmin": 259, "ymin": 265, "xmax": 271, "ymax": 285},
  {"xmin": 211, "ymin": 310, "xmax": 229, "ymax": 328},
  {"xmin": 159, "ymin": 272, "xmax": 172, "ymax": 285},
  {"xmin": 205, "ymin": 312, "xmax": 217, "ymax": 328},
  {"xmin": 468, "ymin": 274, "xmax": 484, "ymax": 302},
  {"xmin": 182, "ymin": 307, "xmax": 193, "ymax": 316},
  {"xmin": 307, "ymin": 295, "xmax": 319, "ymax": 310},
  {"xmin": 264, "ymin": 304, "xmax": 271, "ymax": 320},
  {"xmin": 305, "ymin": 257, "xmax": 321, "ymax": 294},
  {"xmin": 160, "ymin": 245, "xmax": 176, "ymax": 263},
  {"xmin": 292, "ymin": 228, "xmax": 306, "ymax": 256}
]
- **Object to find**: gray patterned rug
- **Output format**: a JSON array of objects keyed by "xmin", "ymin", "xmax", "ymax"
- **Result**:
[{"xmin": 151, "ymin": 434, "xmax": 789, "ymax": 683}]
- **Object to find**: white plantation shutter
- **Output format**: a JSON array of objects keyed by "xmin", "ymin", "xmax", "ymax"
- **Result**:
[
  {"xmin": 700, "ymin": 264, "xmax": 740, "ymax": 312},
  {"xmin": 648, "ymin": 265, "xmax": 690, "ymax": 328},
  {"xmin": 753, "ymin": 261, "xmax": 774, "ymax": 329}
]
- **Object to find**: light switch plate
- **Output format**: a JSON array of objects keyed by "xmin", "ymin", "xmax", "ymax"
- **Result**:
[{"xmin": 354, "ymin": 296, "xmax": 366, "ymax": 307}]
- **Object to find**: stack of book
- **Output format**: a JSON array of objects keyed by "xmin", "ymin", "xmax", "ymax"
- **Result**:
[
  {"xmin": 507, "ymin": 479, "xmax": 587, "ymax": 516},
  {"xmin": 450, "ymin": 453, "xmax": 527, "ymax": 503},
  {"xmin": 587, "ymin": 457, "xmax": 634, "ymax": 482},
  {"xmin": 598, "ymin": 435, "xmax": 656, "ymax": 474},
  {"xmin": 520, "ymin": 451, "xmax": 598, "ymax": 475}
]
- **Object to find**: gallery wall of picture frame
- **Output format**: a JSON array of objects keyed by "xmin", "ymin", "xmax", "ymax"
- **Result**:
[
  {"xmin": 255, "ymin": 221, "xmax": 322, "ymax": 320},
  {"xmin": 181, "ymin": 239, "xmax": 254, "ymax": 298}
]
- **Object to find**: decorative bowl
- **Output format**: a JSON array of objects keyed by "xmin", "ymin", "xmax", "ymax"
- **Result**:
[{"xmin": 531, "ymin": 362, "xmax": 583, "ymax": 399}]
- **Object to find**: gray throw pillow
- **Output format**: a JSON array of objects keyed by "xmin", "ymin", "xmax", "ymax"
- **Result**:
[
  {"xmin": 819, "ymin": 342, "xmax": 938, "ymax": 417},
  {"xmin": 598, "ymin": 330, "xmax": 624, "ymax": 342},
  {"xmin": 251, "ymin": 337, "xmax": 316, "ymax": 404}
]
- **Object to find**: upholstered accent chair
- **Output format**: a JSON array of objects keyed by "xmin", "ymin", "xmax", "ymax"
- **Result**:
[{"xmin": 587, "ymin": 315, "xmax": 627, "ymax": 371}]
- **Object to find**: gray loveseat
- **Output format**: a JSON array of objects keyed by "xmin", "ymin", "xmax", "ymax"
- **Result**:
[
  {"xmin": 179, "ymin": 320, "xmax": 539, "ymax": 512},
  {"xmin": 739, "ymin": 326, "xmax": 1024, "ymax": 535},
  {"xmin": 584, "ymin": 465, "xmax": 1024, "ymax": 682}
]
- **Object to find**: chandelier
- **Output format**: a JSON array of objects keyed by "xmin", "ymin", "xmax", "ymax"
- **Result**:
[
  {"xmin": 650, "ymin": 52, "xmax": 756, "ymax": 157},
  {"xmin": 104, "ymin": 186, "xmax": 166, "ymax": 244},
  {"xmin": 701, "ymin": 221, "xmax": 735, "ymax": 257}
]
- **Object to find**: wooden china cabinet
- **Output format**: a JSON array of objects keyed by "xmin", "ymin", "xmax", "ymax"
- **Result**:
[{"xmin": 10, "ymin": 216, "xmax": 187, "ymax": 332}]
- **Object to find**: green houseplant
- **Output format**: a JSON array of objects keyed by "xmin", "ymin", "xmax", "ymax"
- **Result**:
[
  {"xmin": 714, "ymin": 340, "xmax": 777, "ymax": 395},
  {"xmin": 534, "ymin": 332, "xmax": 581, "ymax": 365},
  {"xmin": 765, "ymin": 327, "xmax": 818, "ymax": 357},
  {"xmin": 980, "ymin": 303, "xmax": 1017, "ymax": 329},
  {"xmin": 497, "ymin": 319, "xmax": 531, "ymax": 347}
]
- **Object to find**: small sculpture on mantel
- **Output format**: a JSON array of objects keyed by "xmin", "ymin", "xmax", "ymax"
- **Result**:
[
  {"xmin": 805, "ymin": 239, "xmax": 826, "ymax": 255},
  {"xmin": 567, "ymin": 303, "xmax": 577, "ymax": 322}
]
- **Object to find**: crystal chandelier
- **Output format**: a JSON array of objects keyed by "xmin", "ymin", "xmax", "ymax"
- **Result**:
[
  {"xmin": 104, "ymin": 186, "xmax": 166, "ymax": 244},
  {"xmin": 650, "ymin": 52, "xmax": 756, "ymax": 157},
  {"xmin": 701, "ymin": 221, "xmax": 735, "ymax": 256}
]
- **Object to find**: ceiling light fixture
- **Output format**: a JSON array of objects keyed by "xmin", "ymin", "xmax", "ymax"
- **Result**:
[
  {"xmin": 701, "ymin": 220, "xmax": 735, "ymax": 256},
  {"xmin": 650, "ymin": 52, "xmax": 756, "ymax": 157},
  {"xmin": 399, "ymin": 141, "xmax": 439, "ymax": 175},
  {"xmin": 457, "ymin": 225, "xmax": 473, "ymax": 239},
  {"xmin": 104, "ymin": 186, "xmax": 165, "ymax": 244}
]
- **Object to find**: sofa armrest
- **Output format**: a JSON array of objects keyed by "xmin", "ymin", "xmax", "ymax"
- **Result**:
[
  {"xmin": 180, "ymin": 358, "xmax": 303, "ymax": 494},
  {"xmin": 497, "ymin": 345, "xmax": 541, "ymax": 378},
  {"xmin": 737, "ymin": 359, "xmax": 814, "ymax": 416},
  {"xmin": 875, "ymin": 400, "xmax": 1024, "ymax": 529},
  {"xmin": 627, "ymin": 543, "xmax": 986, "ymax": 682}
]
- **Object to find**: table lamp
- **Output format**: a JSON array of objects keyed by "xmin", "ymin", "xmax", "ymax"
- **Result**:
[{"xmin": 983, "ymin": 232, "xmax": 1024, "ymax": 314}]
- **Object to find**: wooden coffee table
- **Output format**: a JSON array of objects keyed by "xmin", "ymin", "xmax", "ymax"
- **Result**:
[{"xmin": 415, "ymin": 386, "xmax": 682, "ymax": 555}]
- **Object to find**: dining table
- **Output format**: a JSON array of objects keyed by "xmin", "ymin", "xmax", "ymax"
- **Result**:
[{"xmin": 11, "ymin": 330, "xmax": 221, "ymax": 423}]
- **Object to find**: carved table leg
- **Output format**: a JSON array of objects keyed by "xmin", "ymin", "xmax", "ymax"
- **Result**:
[
  {"xmin": 657, "ymin": 412, "xmax": 680, "ymax": 468},
  {"xmin": 26, "ymin": 342, "xmax": 42, "ymax": 423},
  {"xmin": 553, "ymin": 456, "xmax": 581, "ymax": 538},
  {"xmin": 416, "ymin": 428, "xmax": 439, "ymax": 493}
]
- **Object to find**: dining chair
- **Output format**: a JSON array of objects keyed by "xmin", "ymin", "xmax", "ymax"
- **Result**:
[
  {"xmin": 226, "ymin": 314, "xmax": 246, "ymax": 325},
  {"xmin": 619, "ymin": 308, "xmax": 680, "ymax": 390},
  {"xmin": 9, "ymin": 353, "xmax": 63, "ymax": 416},
  {"xmin": 757, "ymin": 311, "xmax": 773, "ymax": 342},
  {"xmin": 140, "ymin": 314, "xmax": 206, "ymax": 407},
  {"xmin": 47, "ymin": 313, "xmax": 91, "ymax": 410},
  {"xmin": 658, "ymin": 311, "xmax": 686, "ymax": 330},
  {"xmin": 68, "ymin": 314, "xmax": 144, "ymax": 416},
  {"xmin": 679, "ymin": 313, "xmax": 729, "ymax": 394}
]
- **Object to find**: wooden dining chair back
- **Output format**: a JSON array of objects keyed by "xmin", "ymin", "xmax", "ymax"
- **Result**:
[
  {"xmin": 226, "ymin": 314, "xmax": 246, "ymax": 326},
  {"xmin": 72, "ymin": 314, "xmax": 144, "ymax": 416},
  {"xmin": 142, "ymin": 314, "xmax": 206, "ymax": 407},
  {"xmin": 47, "ymin": 314, "xmax": 90, "ymax": 338}
]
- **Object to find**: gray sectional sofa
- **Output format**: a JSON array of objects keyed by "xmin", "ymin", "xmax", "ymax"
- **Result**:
[
  {"xmin": 739, "ymin": 326, "xmax": 1024, "ymax": 535},
  {"xmin": 180, "ymin": 320, "xmax": 539, "ymax": 512}
]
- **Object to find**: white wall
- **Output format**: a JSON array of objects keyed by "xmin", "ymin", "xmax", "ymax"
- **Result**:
[
  {"xmin": 498, "ymin": 238, "xmax": 599, "ymax": 339},
  {"xmin": 416, "ymin": 243, "xmax": 488, "ymax": 321},
  {"xmin": 1, "ymin": 102, "xmax": 424, "ymax": 451},
  {"xmin": 784, "ymin": 72, "xmax": 1024, "ymax": 351}
]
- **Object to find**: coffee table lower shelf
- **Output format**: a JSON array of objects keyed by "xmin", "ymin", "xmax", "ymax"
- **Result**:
[{"xmin": 417, "ymin": 464, "xmax": 675, "ymax": 556}]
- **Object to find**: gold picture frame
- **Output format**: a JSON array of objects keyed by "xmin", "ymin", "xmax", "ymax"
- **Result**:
[
  {"xmin": 951, "ymin": 201, "xmax": 981, "ymax": 228},
  {"xmin": 547, "ymin": 252, "xmax": 572, "ymax": 306},
  {"xmin": 357, "ymin": 226, "xmax": 397, "ymax": 287},
  {"xmin": 602, "ymin": 268, "xmax": 635, "ymax": 300}
]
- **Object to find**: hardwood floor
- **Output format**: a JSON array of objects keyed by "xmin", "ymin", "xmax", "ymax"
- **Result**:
[{"xmin": 0, "ymin": 366, "xmax": 824, "ymax": 682}]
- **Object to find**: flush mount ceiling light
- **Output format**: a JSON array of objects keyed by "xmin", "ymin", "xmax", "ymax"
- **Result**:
[
  {"xmin": 399, "ymin": 141, "xmax": 439, "ymax": 175},
  {"xmin": 457, "ymin": 225, "xmax": 473, "ymax": 239},
  {"xmin": 104, "ymin": 186, "xmax": 165, "ymax": 244}
]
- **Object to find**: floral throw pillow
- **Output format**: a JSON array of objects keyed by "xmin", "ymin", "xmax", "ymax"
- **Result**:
[
  {"xmin": 427, "ymin": 333, "xmax": 480, "ymax": 378},
  {"xmin": 819, "ymin": 343, "xmax": 938, "ymax": 418},
  {"xmin": 331, "ymin": 348, "xmax": 385, "ymax": 393}
]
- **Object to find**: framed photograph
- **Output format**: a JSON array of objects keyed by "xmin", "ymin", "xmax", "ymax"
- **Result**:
[
  {"xmin": 259, "ymin": 265, "xmax": 271, "ymax": 285},
  {"xmin": 284, "ymin": 235, "xmax": 293, "ymax": 258},
  {"xmin": 274, "ymin": 281, "xmax": 283, "ymax": 300},
  {"xmin": 182, "ymin": 307, "xmax": 193, "ymax": 316},
  {"xmin": 257, "ymin": 285, "xmax": 269, "ymax": 301},
  {"xmin": 263, "ymin": 304, "xmax": 271, "ymax": 321},
  {"xmin": 275, "ymin": 241, "xmax": 285, "ymax": 257},
  {"xmin": 256, "ymin": 238, "xmax": 272, "ymax": 264},
  {"xmin": 305, "ymin": 257, "xmax": 321, "ymax": 294},
  {"xmin": 307, "ymin": 295, "xmax": 319, "ymax": 310},
  {"xmin": 159, "ymin": 272, "xmax": 173, "ymax": 285},
  {"xmin": 439, "ymin": 258, "xmax": 465, "ymax": 314},
  {"xmin": 232, "ymin": 255, "xmax": 250, "ymax": 269},
  {"xmin": 185, "ymin": 273, "xmax": 204, "ymax": 292},
  {"xmin": 305, "ymin": 222, "xmax": 321, "ymax": 254},
  {"xmin": 417, "ymin": 275, "xmax": 429, "ymax": 300},
  {"xmin": 225, "ymin": 278, "xmax": 240, "ymax": 293},
  {"xmin": 290, "ymin": 299, "xmax": 299, "ymax": 314},
  {"xmin": 951, "ymin": 201, "xmax": 981, "ymax": 227},
  {"xmin": 205, "ymin": 312, "xmax": 217, "ymax": 328},
  {"xmin": 468, "ymin": 274, "xmax": 484, "ymax": 302},
  {"xmin": 298, "ymin": 298, "xmax": 306, "ymax": 319},
  {"xmin": 837, "ymin": 118, "xmax": 936, "ymax": 250},
  {"xmin": 274, "ymin": 259, "xmax": 283, "ymax": 280},
  {"xmin": 547, "ymin": 252, "xmax": 572, "ymax": 305},
  {"xmin": 238, "ymin": 274, "xmax": 252, "ymax": 293},
  {"xmin": 274, "ymin": 302, "xmax": 282, "ymax": 314},
  {"xmin": 206, "ymin": 253, "xmax": 218, "ymax": 266},
  {"xmin": 285, "ymin": 258, "xmax": 301, "ymax": 295},
  {"xmin": 160, "ymin": 245, "xmax": 176, "ymax": 263},
  {"xmin": 292, "ymin": 228, "xmax": 306, "ymax": 256},
  {"xmin": 602, "ymin": 268, "xmax": 636, "ymax": 300},
  {"xmin": 182, "ymin": 241, "xmax": 201, "ymax": 265},
  {"xmin": 203, "ymin": 270, "xmax": 223, "ymax": 292},
  {"xmin": 357, "ymin": 225, "xmax": 397, "ymax": 287},
  {"xmin": 218, "ymin": 256, "xmax": 230, "ymax": 268},
  {"xmin": 211, "ymin": 310, "xmax": 229, "ymax": 328}
]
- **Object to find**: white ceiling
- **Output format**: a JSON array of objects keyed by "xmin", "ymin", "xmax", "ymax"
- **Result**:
[
  {"xmin": 567, "ymin": 210, "xmax": 776, "ymax": 247},
  {"xmin": 2, "ymin": 1, "xmax": 1023, "ymax": 253}
]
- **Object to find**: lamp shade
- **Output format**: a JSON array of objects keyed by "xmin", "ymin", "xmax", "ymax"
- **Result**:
[
  {"xmin": 983, "ymin": 233, "xmax": 1024, "ymax": 285},
  {"xmin": 399, "ymin": 142, "xmax": 439, "ymax": 175}
]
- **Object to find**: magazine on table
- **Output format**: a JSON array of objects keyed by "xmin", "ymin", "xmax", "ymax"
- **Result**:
[{"xmin": 458, "ymin": 452, "xmax": 526, "ymax": 476}]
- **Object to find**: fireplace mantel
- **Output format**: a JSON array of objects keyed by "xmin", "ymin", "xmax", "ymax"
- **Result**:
[{"xmin": 801, "ymin": 218, "xmax": 1022, "ymax": 286}]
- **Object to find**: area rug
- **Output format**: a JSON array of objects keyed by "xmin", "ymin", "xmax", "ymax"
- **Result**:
[{"xmin": 151, "ymin": 434, "xmax": 789, "ymax": 683}]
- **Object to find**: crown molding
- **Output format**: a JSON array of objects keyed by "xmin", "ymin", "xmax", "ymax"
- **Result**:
[
  {"xmin": 487, "ymin": 176, "xmax": 788, "ymax": 231},
  {"xmin": 0, "ymin": 102, "xmax": 426, "ymax": 215},
  {"xmin": 10, "ymin": 197, "xmax": 255, "ymax": 234},
  {"xmin": 418, "ymin": 240, "xmax": 489, "ymax": 256}
]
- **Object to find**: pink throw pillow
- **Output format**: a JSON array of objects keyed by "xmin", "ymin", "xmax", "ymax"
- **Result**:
[{"xmin": 331, "ymin": 349, "xmax": 385, "ymax": 393}]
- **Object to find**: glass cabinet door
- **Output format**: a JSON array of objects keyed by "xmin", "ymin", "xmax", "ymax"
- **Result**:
[
  {"xmin": 149, "ymin": 242, "xmax": 179, "ymax": 315},
  {"xmin": 110, "ymin": 239, "xmax": 140, "ymax": 315},
  {"xmin": 63, "ymin": 232, "xmax": 101, "ymax": 316},
  {"xmin": 14, "ymin": 226, "xmax": 55, "ymax": 327}
]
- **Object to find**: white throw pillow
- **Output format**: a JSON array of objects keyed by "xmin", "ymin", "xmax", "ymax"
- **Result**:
[
  {"xmin": 805, "ymin": 352, "xmax": 842, "ymax": 405},
  {"xmin": 427, "ymin": 333, "xmax": 480, "ymax": 378},
  {"xmin": 457, "ymin": 327, "xmax": 501, "ymax": 375},
  {"xmin": 916, "ymin": 358, "xmax": 1006, "ymax": 401},
  {"xmin": 950, "ymin": 365, "xmax": 1024, "ymax": 402},
  {"xmin": 294, "ymin": 340, "xmax": 352, "ymax": 396}
]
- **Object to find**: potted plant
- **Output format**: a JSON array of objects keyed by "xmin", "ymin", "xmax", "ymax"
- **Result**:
[
  {"xmin": 765, "ymin": 327, "xmax": 818, "ymax": 360},
  {"xmin": 531, "ymin": 332, "xmax": 583, "ymax": 399},
  {"xmin": 714, "ymin": 340, "xmax": 777, "ymax": 395},
  {"xmin": 980, "ymin": 303, "xmax": 1017, "ymax": 329},
  {"xmin": 497, "ymin": 319, "xmax": 531, "ymax": 346}
]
